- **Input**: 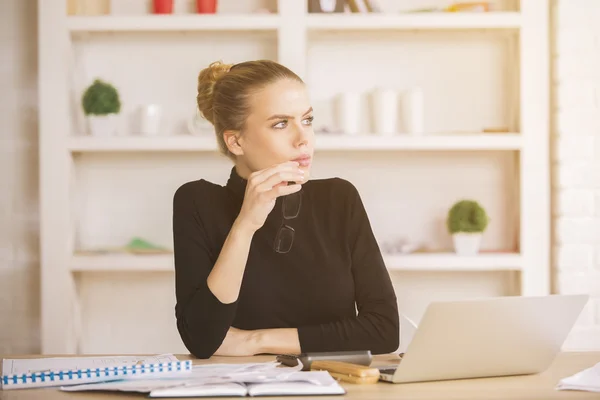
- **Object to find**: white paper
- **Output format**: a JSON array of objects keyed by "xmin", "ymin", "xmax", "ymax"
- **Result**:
[
  {"xmin": 397, "ymin": 314, "xmax": 418, "ymax": 354},
  {"xmin": 556, "ymin": 361, "xmax": 600, "ymax": 393}
]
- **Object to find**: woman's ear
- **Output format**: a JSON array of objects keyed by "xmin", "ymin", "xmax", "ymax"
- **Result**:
[{"xmin": 223, "ymin": 130, "xmax": 243, "ymax": 156}]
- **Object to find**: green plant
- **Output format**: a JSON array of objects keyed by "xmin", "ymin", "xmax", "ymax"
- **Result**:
[
  {"xmin": 81, "ymin": 79, "xmax": 121, "ymax": 116},
  {"xmin": 446, "ymin": 199, "xmax": 489, "ymax": 234}
]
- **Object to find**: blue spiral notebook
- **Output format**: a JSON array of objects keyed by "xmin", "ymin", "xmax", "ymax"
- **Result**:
[{"xmin": 1, "ymin": 354, "xmax": 192, "ymax": 390}]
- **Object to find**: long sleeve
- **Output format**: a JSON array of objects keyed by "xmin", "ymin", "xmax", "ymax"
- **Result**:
[
  {"xmin": 172, "ymin": 182, "xmax": 238, "ymax": 359},
  {"xmin": 296, "ymin": 181, "xmax": 400, "ymax": 354}
]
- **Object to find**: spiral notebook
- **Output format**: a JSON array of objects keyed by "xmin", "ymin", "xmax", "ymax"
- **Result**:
[{"xmin": 1, "ymin": 354, "xmax": 192, "ymax": 390}]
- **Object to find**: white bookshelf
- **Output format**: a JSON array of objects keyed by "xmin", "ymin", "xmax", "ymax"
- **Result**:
[
  {"xmin": 39, "ymin": 0, "xmax": 550, "ymax": 354},
  {"xmin": 306, "ymin": 12, "xmax": 522, "ymax": 30},
  {"xmin": 67, "ymin": 133, "xmax": 522, "ymax": 152},
  {"xmin": 70, "ymin": 252, "xmax": 522, "ymax": 272},
  {"xmin": 68, "ymin": 14, "xmax": 281, "ymax": 32}
]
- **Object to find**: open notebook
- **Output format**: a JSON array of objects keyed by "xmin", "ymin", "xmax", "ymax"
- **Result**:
[
  {"xmin": 151, "ymin": 375, "xmax": 346, "ymax": 397},
  {"xmin": 61, "ymin": 366, "xmax": 346, "ymax": 397}
]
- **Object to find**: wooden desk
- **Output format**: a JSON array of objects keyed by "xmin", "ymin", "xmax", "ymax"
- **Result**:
[{"xmin": 1, "ymin": 352, "xmax": 599, "ymax": 399}]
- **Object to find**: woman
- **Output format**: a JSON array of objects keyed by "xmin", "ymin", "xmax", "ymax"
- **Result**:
[{"xmin": 173, "ymin": 59, "xmax": 399, "ymax": 359}]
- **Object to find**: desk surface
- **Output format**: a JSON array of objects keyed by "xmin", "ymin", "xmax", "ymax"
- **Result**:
[{"xmin": 1, "ymin": 352, "xmax": 599, "ymax": 399}]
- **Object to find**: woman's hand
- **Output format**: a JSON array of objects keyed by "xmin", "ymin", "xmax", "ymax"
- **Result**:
[
  {"xmin": 235, "ymin": 161, "xmax": 305, "ymax": 234},
  {"xmin": 213, "ymin": 326, "xmax": 301, "ymax": 357},
  {"xmin": 213, "ymin": 327, "xmax": 261, "ymax": 357}
]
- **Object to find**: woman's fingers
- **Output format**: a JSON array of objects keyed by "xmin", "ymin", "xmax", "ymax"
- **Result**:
[
  {"xmin": 262, "ymin": 182, "xmax": 302, "ymax": 201},
  {"xmin": 248, "ymin": 161, "xmax": 301, "ymax": 187},
  {"xmin": 255, "ymin": 171, "xmax": 305, "ymax": 193}
]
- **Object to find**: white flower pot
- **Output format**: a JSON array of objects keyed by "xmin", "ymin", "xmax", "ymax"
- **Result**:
[
  {"xmin": 87, "ymin": 114, "xmax": 117, "ymax": 136},
  {"xmin": 452, "ymin": 233, "xmax": 482, "ymax": 256}
]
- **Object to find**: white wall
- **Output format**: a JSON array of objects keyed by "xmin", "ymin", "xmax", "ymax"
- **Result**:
[
  {"xmin": 552, "ymin": 0, "xmax": 600, "ymax": 350},
  {"xmin": 0, "ymin": 0, "xmax": 40, "ymax": 354}
]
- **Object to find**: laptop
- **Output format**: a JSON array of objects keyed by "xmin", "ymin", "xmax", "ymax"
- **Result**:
[{"xmin": 378, "ymin": 294, "xmax": 589, "ymax": 383}]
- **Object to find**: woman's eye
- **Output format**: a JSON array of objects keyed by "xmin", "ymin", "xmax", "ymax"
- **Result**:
[
  {"xmin": 273, "ymin": 120, "xmax": 287, "ymax": 129},
  {"xmin": 302, "ymin": 116, "xmax": 314, "ymax": 125}
]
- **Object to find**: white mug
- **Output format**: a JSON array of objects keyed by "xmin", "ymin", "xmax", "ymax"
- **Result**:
[{"xmin": 139, "ymin": 104, "xmax": 162, "ymax": 136}]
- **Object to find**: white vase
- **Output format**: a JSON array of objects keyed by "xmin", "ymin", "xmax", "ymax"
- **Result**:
[
  {"xmin": 139, "ymin": 104, "xmax": 162, "ymax": 136},
  {"xmin": 87, "ymin": 114, "xmax": 117, "ymax": 136},
  {"xmin": 336, "ymin": 92, "xmax": 361, "ymax": 135},
  {"xmin": 452, "ymin": 233, "xmax": 482, "ymax": 256},
  {"xmin": 371, "ymin": 88, "xmax": 397, "ymax": 136},
  {"xmin": 400, "ymin": 87, "xmax": 424, "ymax": 135}
]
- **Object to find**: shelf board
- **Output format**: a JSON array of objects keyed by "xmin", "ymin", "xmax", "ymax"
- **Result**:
[
  {"xmin": 71, "ymin": 253, "xmax": 175, "ymax": 272},
  {"xmin": 306, "ymin": 12, "xmax": 521, "ymax": 31},
  {"xmin": 385, "ymin": 252, "xmax": 522, "ymax": 271},
  {"xmin": 67, "ymin": 133, "xmax": 522, "ymax": 152},
  {"xmin": 68, "ymin": 14, "xmax": 281, "ymax": 33},
  {"xmin": 70, "ymin": 252, "xmax": 521, "ymax": 272}
]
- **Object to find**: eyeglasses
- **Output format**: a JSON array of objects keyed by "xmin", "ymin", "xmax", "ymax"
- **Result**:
[{"xmin": 273, "ymin": 190, "xmax": 302, "ymax": 254}]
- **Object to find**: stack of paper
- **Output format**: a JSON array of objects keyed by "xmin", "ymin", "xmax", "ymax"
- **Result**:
[{"xmin": 556, "ymin": 361, "xmax": 600, "ymax": 393}]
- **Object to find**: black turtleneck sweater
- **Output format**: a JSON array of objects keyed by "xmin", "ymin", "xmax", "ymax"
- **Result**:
[{"xmin": 172, "ymin": 167, "xmax": 399, "ymax": 359}]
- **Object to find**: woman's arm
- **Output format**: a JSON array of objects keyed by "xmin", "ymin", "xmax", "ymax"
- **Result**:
[
  {"xmin": 174, "ymin": 163, "xmax": 306, "ymax": 359},
  {"xmin": 295, "ymin": 180, "xmax": 400, "ymax": 354},
  {"xmin": 173, "ymin": 182, "xmax": 246, "ymax": 359},
  {"xmin": 224, "ymin": 180, "xmax": 399, "ymax": 357}
]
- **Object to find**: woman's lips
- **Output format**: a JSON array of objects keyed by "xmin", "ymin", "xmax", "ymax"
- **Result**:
[{"xmin": 292, "ymin": 155, "xmax": 311, "ymax": 167}]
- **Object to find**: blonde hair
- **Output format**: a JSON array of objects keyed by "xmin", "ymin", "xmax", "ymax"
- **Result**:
[{"xmin": 196, "ymin": 59, "xmax": 304, "ymax": 159}]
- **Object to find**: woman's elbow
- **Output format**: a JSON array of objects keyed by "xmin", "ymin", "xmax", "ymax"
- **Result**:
[
  {"xmin": 373, "ymin": 312, "xmax": 400, "ymax": 354},
  {"xmin": 176, "ymin": 317, "xmax": 222, "ymax": 359}
]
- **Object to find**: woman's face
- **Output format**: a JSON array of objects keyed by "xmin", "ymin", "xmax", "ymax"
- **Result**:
[{"xmin": 231, "ymin": 78, "xmax": 315, "ymax": 180}]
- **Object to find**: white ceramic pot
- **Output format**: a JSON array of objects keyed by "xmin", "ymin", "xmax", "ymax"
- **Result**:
[
  {"xmin": 87, "ymin": 114, "xmax": 117, "ymax": 136},
  {"xmin": 400, "ymin": 87, "xmax": 424, "ymax": 135},
  {"xmin": 452, "ymin": 232, "xmax": 482, "ymax": 256},
  {"xmin": 139, "ymin": 104, "xmax": 162, "ymax": 136},
  {"xmin": 336, "ymin": 92, "xmax": 361, "ymax": 135},
  {"xmin": 371, "ymin": 88, "xmax": 397, "ymax": 136}
]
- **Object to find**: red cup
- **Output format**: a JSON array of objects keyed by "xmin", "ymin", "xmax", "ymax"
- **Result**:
[
  {"xmin": 197, "ymin": 0, "xmax": 217, "ymax": 14},
  {"xmin": 153, "ymin": 0, "xmax": 174, "ymax": 14}
]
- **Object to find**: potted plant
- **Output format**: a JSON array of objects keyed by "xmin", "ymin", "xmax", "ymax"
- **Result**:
[
  {"xmin": 81, "ymin": 79, "xmax": 121, "ymax": 136},
  {"xmin": 446, "ymin": 199, "xmax": 489, "ymax": 256}
]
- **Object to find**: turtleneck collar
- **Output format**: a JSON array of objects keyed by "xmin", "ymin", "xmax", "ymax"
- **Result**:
[{"xmin": 225, "ymin": 166, "xmax": 248, "ymax": 199}]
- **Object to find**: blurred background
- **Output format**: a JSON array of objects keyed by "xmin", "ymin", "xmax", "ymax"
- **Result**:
[{"xmin": 1, "ymin": 0, "xmax": 598, "ymax": 356}]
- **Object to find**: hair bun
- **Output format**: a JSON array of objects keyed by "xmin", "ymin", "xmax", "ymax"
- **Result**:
[{"xmin": 196, "ymin": 61, "xmax": 233, "ymax": 125}]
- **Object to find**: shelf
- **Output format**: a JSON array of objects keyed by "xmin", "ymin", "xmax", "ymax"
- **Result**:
[
  {"xmin": 67, "ymin": 14, "xmax": 281, "ymax": 33},
  {"xmin": 71, "ymin": 253, "xmax": 174, "ymax": 272},
  {"xmin": 306, "ymin": 12, "xmax": 521, "ymax": 31},
  {"xmin": 67, "ymin": 133, "xmax": 522, "ymax": 153},
  {"xmin": 70, "ymin": 252, "xmax": 521, "ymax": 272},
  {"xmin": 385, "ymin": 252, "xmax": 522, "ymax": 271}
]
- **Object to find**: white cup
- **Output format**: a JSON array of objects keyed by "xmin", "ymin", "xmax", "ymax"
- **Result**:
[
  {"xmin": 139, "ymin": 104, "xmax": 162, "ymax": 136},
  {"xmin": 400, "ymin": 88, "xmax": 424, "ymax": 135},
  {"xmin": 371, "ymin": 88, "xmax": 397, "ymax": 136},
  {"xmin": 336, "ymin": 92, "xmax": 361, "ymax": 135}
]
